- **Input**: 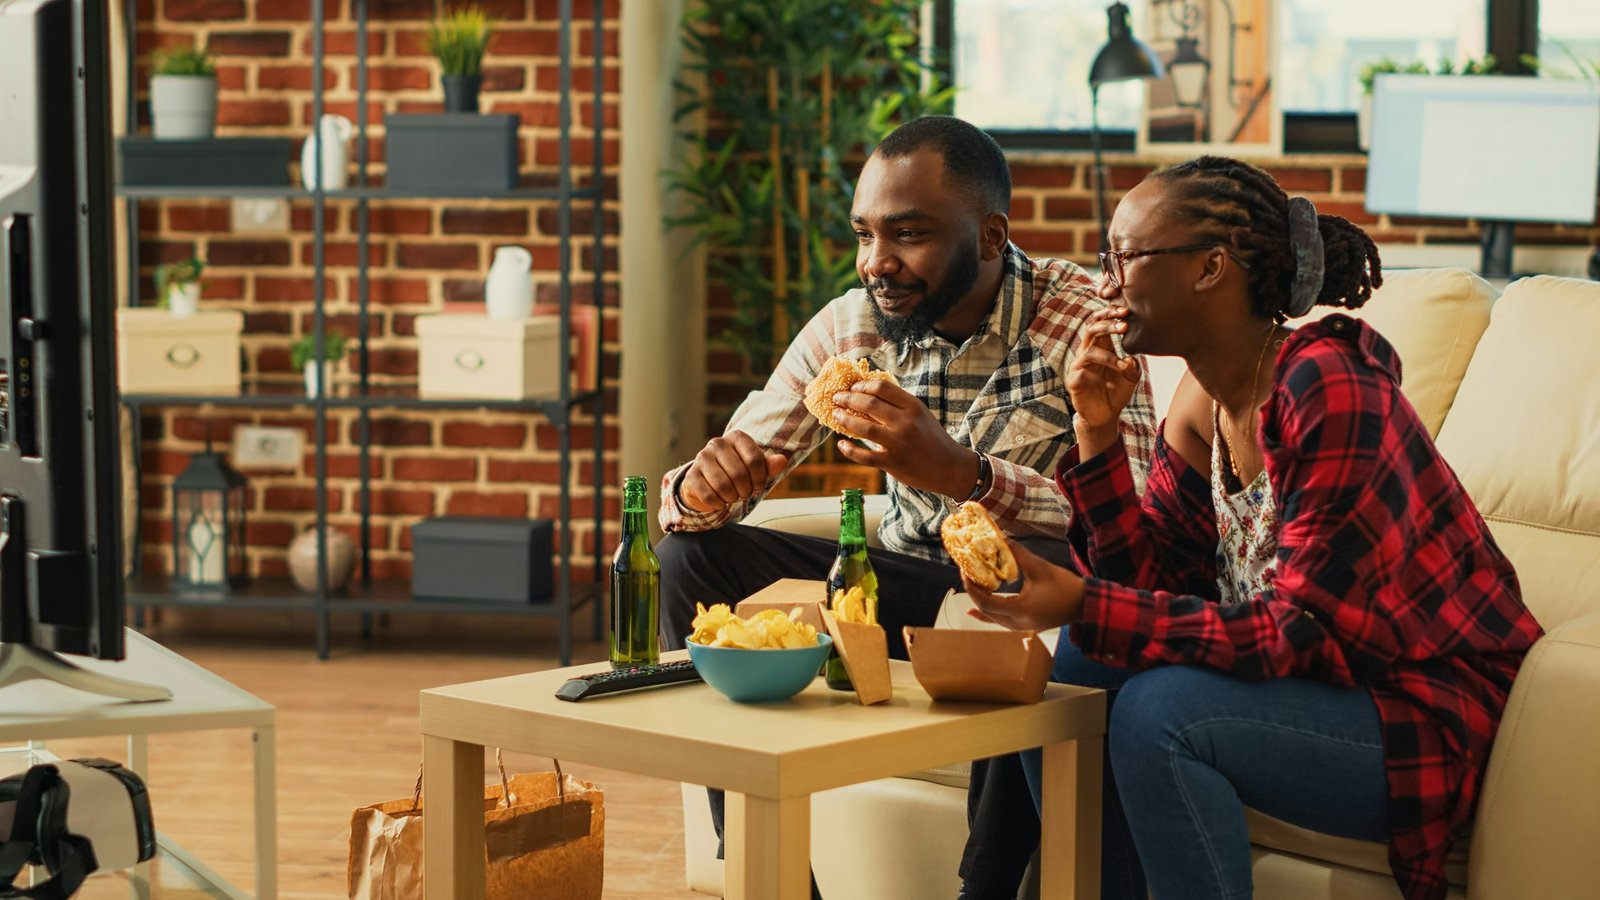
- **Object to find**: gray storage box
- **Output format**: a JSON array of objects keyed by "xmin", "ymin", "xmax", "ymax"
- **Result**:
[
  {"xmin": 385, "ymin": 113, "xmax": 520, "ymax": 193},
  {"xmin": 411, "ymin": 516, "xmax": 553, "ymax": 604},
  {"xmin": 119, "ymin": 137, "xmax": 292, "ymax": 187}
]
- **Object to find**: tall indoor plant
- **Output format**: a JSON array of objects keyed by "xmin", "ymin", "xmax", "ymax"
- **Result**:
[
  {"xmin": 427, "ymin": 5, "xmax": 495, "ymax": 113},
  {"xmin": 666, "ymin": 0, "xmax": 952, "ymax": 380}
]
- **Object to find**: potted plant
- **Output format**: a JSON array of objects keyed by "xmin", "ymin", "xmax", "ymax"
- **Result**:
[
  {"xmin": 426, "ymin": 5, "xmax": 494, "ymax": 113},
  {"xmin": 150, "ymin": 45, "xmax": 217, "ymax": 139},
  {"xmin": 154, "ymin": 257, "xmax": 205, "ymax": 317},
  {"xmin": 290, "ymin": 330, "xmax": 348, "ymax": 398}
]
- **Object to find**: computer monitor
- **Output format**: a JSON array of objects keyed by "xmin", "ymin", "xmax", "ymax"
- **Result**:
[
  {"xmin": 0, "ymin": 0, "xmax": 164, "ymax": 700},
  {"xmin": 1365, "ymin": 74, "xmax": 1600, "ymax": 279}
]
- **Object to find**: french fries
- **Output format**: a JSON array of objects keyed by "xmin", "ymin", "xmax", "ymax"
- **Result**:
[
  {"xmin": 830, "ymin": 585, "xmax": 874, "ymax": 625},
  {"xmin": 689, "ymin": 602, "xmax": 820, "ymax": 649}
]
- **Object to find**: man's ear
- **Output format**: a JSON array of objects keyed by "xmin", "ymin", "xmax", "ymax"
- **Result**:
[
  {"xmin": 980, "ymin": 212, "xmax": 1009, "ymax": 261},
  {"xmin": 1194, "ymin": 246, "xmax": 1230, "ymax": 292}
]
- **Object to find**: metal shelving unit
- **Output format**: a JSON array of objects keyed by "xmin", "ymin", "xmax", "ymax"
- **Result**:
[{"xmin": 119, "ymin": 0, "xmax": 607, "ymax": 664}]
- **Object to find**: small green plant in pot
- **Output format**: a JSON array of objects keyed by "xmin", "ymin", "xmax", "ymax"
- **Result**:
[
  {"xmin": 290, "ymin": 330, "xmax": 349, "ymax": 398},
  {"xmin": 150, "ymin": 45, "xmax": 217, "ymax": 139},
  {"xmin": 154, "ymin": 257, "xmax": 205, "ymax": 317},
  {"xmin": 426, "ymin": 5, "xmax": 494, "ymax": 113}
]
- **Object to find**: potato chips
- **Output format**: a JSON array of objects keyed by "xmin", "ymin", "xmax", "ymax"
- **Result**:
[
  {"xmin": 831, "ymin": 586, "xmax": 874, "ymax": 625},
  {"xmin": 689, "ymin": 602, "xmax": 820, "ymax": 649}
]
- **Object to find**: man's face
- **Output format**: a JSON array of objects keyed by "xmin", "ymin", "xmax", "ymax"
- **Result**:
[{"xmin": 851, "ymin": 149, "xmax": 984, "ymax": 344}]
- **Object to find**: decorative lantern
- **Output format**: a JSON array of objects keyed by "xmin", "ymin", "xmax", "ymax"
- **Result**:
[
  {"xmin": 1168, "ymin": 36, "xmax": 1210, "ymax": 109},
  {"xmin": 171, "ymin": 447, "xmax": 248, "ymax": 590}
]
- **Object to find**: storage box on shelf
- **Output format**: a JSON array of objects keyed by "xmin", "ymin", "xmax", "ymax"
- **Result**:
[
  {"xmin": 384, "ymin": 113, "xmax": 520, "ymax": 193},
  {"xmin": 117, "ymin": 136, "xmax": 293, "ymax": 188},
  {"xmin": 411, "ymin": 516, "xmax": 554, "ymax": 605},
  {"xmin": 116, "ymin": 308, "xmax": 242, "ymax": 396},
  {"xmin": 416, "ymin": 314, "xmax": 562, "ymax": 400}
]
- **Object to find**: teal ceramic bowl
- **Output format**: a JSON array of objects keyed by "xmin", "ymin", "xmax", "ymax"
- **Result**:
[{"xmin": 686, "ymin": 634, "xmax": 833, "ymax": 703}]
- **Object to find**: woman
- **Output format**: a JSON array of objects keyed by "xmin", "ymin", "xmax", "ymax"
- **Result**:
[{"xmin": 958, "ymin": 157, "xmax": 1541, "ymax": 900}]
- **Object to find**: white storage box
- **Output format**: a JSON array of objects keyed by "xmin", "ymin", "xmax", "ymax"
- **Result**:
[
  {"xmin": 116, "ymin": 308, "xmax": 243, "ymax": 396},
  {"xmin": 417, "ymin": 314, "xmax": 562, "ymax": 401}
]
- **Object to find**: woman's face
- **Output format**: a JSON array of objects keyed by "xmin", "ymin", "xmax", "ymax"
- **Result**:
[{"xmin": 1098, "ymin": 179, "xmax": 1228, "ymax": 357}]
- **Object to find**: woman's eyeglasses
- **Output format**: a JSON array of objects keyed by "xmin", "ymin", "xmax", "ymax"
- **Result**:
[{"xmin": 1098, "ymin": 243, "xmax": 1246, "ymax": 289}]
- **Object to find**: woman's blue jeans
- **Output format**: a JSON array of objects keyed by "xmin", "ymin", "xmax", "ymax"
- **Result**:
[{"xmin": 1019, "ymin": 631, "xmax": 1390, "ymax": 900}]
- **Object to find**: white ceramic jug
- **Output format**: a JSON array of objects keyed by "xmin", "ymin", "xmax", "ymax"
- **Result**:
[
  {"xmin": 485, "ymin": 246, "xmax": 534, "ymax": 320},
  {"xmin": 300, "ymin": 114, "xmax": 353, "ymax": 191}
]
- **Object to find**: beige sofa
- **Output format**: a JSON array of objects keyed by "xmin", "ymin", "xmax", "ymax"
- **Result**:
[{"xmin": 682, "ymin": 268, "xmax": 1600, "ymax": 900}]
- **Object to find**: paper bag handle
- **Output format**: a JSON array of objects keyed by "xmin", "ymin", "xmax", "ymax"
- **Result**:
[{"xmin": 408, "ymin": 750, "xmax": 567, "ymax": 813}]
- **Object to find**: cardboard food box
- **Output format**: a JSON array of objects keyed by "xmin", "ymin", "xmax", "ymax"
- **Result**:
[
  {"xmin": 902, "ymin": 626, "xmax": 1053, "ymax": 704},
  {"xmin": 820, "ymin": 607, "xmax": 892, "ymax": 705},
  {"xmin": 733, "ymin": 578, "xmax": 827, "ymax": 631}
]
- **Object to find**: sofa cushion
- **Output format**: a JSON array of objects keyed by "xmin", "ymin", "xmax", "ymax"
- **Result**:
[
  {"xmin": 1246, "ymin": 809, "xmax": 1468, "ymax": 888},
  {"xmin": 1435, "ymin": 275, "xmax": 1600, "ymax": 630},
  {"xmin": 1302, "ymin": 267, "xmax": 1496, "ymax": 438}
]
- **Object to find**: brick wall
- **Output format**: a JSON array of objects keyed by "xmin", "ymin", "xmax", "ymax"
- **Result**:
[
  {"xmin": 703, "ymin": 151, "xmax": 1600, "ymax": 429},
  {"xmin": 133, "ymin": 0, "xmax": 621, "ymax": 584}
]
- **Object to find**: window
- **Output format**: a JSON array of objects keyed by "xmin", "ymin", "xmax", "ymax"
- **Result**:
[
  {"xmin": 1538, "ymin": 0, "xmax": 1600, "ymax": 78},
  {"xmin": 1277, "ymin": 0, "xmax": 1487, "ymax": 113},
  {"xmin": 949, "ymin": 0, "xmax": 1150, "ymax": 135}
]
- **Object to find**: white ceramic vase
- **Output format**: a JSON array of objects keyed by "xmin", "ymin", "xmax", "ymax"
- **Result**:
[
  {"xmin": 301, "ymin": 114, "xmax": 354, "ymax": 191},
  {"xmin": 1357, "ymin": 94, "xmax": 1372, "ymax": 152},
  {"xmin": 166, "ymin": 282, "xmax": 200, "ymax": 318},
  {"xmin": 303, "ymin": 360, "xmax": 334, "ymax": 398},
  {"xmin": 485, "ymin": 246, "xmax": 534, "ymax": 320},
  {"xmin": 150, "ymin": 74, "xmax": 217, "ymax": 139}
]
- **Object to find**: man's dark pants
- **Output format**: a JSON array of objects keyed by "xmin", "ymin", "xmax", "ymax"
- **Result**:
[{"xmin": 658, "ymin": 523, "xmax": 1066, "ymax": 898}]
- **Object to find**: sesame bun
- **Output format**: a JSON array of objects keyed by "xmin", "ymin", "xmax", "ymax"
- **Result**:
[
  {"xmin": 940, "ymin": 501, "xmax": 1018, "ymax": 591},
  {"xmin": 803, "ymin": 357, "xmax": 898, "ymax": 439}
]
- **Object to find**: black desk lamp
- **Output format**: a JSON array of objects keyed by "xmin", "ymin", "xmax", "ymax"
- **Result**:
[{"xmin": 1089, "ymin": 2, "xmax": 1164, "ymax": 251}]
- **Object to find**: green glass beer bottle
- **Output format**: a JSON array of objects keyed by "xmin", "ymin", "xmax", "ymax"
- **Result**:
[
  {"xmin": 824, "ymin": 488, "xmax": 878, "ymax": 690},
  {"xmin": 610, "ymin": 476, "xmax": 660, "ymax": 668}
]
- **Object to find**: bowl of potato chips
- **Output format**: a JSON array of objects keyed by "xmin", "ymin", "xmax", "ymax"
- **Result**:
[{"xmin": 685, "ymin": 602, "xmax": 832, "ymax": 703}]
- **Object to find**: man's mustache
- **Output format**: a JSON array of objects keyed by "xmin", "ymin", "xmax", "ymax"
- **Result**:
[{"xmin": 862, "ymin": 278, "xmax": 928, "ymax": 296}]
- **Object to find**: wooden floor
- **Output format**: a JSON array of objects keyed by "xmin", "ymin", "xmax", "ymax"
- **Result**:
[{"xmin": 38, "ymin": 610, "xmax": 706, "ymax": 899}]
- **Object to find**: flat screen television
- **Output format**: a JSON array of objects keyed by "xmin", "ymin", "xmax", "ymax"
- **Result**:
[
  {"xmin": 0, "ymin": 0, "xmax": 164, "ymax": 699},
  {"xmin": 1365, "ymin": 74, "xmax": 1600, "ymax": 279}
]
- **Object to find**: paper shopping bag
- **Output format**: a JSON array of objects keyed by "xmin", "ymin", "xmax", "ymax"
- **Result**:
[{"xmin": 348, "ymin": 756, "xmax": 604, "ymax": 900}]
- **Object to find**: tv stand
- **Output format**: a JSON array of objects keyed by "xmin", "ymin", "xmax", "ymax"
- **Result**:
[
  {"xmin": 1480, "ymin": 220, "xmax": 1516, "ymax": 281},
  {"xmin": 0, "ymin": 643, "xmax": 171, "ymax": 702}
]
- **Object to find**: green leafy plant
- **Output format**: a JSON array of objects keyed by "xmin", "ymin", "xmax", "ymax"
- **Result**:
[
  {"xmin": 153, "ymin": 257, "xmax": 204, "ymax": 307},
  {"xmin": 1359, "ymin": 54, "xmax": 1496, "ymax": 93},
  {"xmin": 664, "ymin": 0, "xmax": 953, "ymax": 376},
  {"xmin": 154, "ymin": 45, "xmax": 215, "ymax": 77},
  {"xmin": 425, "ymin": 5, "xmax": 494, "ymax": 77},
  {"xmin": 290, "ymin": 330, "xmax": 349, "ymax": 370},
  {"xmin": 1521, "ymin": 41, "xmax": 1600, "ymax": 81}
]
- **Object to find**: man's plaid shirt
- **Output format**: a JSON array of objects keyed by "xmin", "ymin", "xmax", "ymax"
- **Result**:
[
  {"xmin": 660, "ymin": 243, "xmax": 1156, "ymax": 560},
  {"xmin": 1057, "ymin": 317, "xmax": 1542, "ymax": 900}
]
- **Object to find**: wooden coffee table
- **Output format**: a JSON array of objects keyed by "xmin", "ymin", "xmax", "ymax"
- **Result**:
[{"xmin": 420, "ymin": 653, "xmax": 1105, "ymax": 899}]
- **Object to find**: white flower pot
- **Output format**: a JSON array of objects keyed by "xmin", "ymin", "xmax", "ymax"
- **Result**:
[
  {"xmin": 303, "ymin": 360, "xmax": 335, "ymax": 398},
  {"xmin": 166, "ymin": 282, "xmax": 201, "ymax": 318},
  {"xmin": 1358, "ymin": 94, "xmax": 1372, "ymax": 152},
  {"xmin": 151, "ymin": 74, "xmax": 218, "ymax": 140}
]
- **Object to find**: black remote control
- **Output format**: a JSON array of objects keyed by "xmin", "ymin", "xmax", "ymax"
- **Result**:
[{"xmin": 555, "ymin": 659, "xmax": 702, "ymax": 702}]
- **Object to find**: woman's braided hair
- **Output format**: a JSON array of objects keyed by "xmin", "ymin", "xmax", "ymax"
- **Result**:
[{"xmin": 1152, "ymin": 156, "xmax": 1383, "ymax": 321}]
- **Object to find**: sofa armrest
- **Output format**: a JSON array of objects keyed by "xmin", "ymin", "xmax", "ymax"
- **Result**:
[
  {"xmin": 1468, "ymin": 613, "xmax": 1600, "ymax": 900},
  {"xmin": 741, "ymin": 494, "xmax": 890, "ymax": 548}
]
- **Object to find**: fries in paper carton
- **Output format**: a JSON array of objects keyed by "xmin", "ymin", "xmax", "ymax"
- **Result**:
[
  {"xmin": 819, "ymin": 606, "xmax": 892, "ymax": 706},
  {"xmin": 902, "ymin": 626, "xmax": 1053, "ymax": 704}
]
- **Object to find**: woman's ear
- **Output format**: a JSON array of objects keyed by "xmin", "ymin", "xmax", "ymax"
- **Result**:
[
  {"xmin": 980, "ymin": 212, "xmax": 1009, "ymax": 261},
  {"xmin": 1193, "ymin": 246, "xmax": 1230, "ymax": 292}
]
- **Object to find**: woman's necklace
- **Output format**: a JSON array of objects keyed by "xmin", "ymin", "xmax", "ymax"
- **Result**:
[{"xmin": 1220, "ymin": 326, "xmax": 1285, "ymax": 483}]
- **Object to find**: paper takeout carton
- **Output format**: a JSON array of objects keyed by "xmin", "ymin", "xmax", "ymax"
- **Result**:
[
  {"xmin": 902, "ymin": 626, "xmax": 1053, "ymax": 704},
  {"xmin": 734, "ymin": 578, "xmax": 827, "ymax": 631},
  {"xmin": 820, "ymin": 606, "xmax": 892, "ymax": 705}
]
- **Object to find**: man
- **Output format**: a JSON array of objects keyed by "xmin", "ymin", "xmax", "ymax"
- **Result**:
[{"xmin": 657, "ymin": 115, "xmax": 1156, "ymax": 897}]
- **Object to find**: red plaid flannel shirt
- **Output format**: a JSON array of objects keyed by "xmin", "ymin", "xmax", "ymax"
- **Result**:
[{"xmin": 1057, "ymin": 316, "xmax": 1541, "ymax": 900}]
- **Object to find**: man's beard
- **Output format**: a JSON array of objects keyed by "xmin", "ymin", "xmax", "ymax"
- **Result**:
[{"xmin": 866, "ymin": 245, "xmax": 982, "ymax": 344}]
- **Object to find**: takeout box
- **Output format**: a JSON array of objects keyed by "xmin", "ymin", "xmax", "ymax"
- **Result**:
[
  {"xmin": 820, "ymin": 607, "xmax": 892, "ymax": 706},
  {"xmin": 734, "ymin": 578, "xmax": 827, "ymax": 631},
  {"xmin": 902, "ymin": 626, "xmax": 1053, "ymax": 704}
]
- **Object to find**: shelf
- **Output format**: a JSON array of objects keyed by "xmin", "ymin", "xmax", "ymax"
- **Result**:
[
  {"xmin": 128, "ymin": 574, "xmax": 600, "ymax": 618},
  {"xmin": 116, "ymin": 184, "xmax": 602, "ymax": 201},
  {"xmin": 120, "ymin": 387, "xmax": 602, "ymax": 420}
]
